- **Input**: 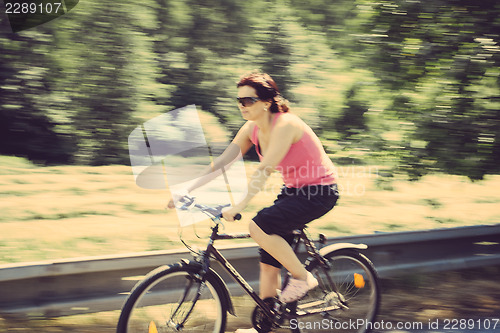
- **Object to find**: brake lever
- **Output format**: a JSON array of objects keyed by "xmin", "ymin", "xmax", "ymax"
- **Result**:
[
  {"xmin": 177, "ymin": 195, "xmax": 196, "ymax": 210},
  {"xmin": 177, "ymin": 199, "xmax": 242, "ymax": 220}
]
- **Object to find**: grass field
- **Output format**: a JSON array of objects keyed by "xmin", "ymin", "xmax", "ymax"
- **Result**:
[{"xmin": 1, "ymin": 155, "xmax": 499, "ymax": 265}]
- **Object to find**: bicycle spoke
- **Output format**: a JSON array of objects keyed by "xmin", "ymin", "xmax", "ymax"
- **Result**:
[
  {"xmin": 291, "ymin": 250, "xmax": 379, "ymax": 333},
  {"xmin": 119, "ymin": 268, "xmax": 226, "ymax": 333},
  {"xmin": 169, "ymin": 276, "xmax": 195, "ymax": 320}
]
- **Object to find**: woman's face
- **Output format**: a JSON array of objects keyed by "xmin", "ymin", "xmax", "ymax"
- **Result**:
[{"xmin": 237, "ymin": 85, "xmax": 270, "ymax": 121}]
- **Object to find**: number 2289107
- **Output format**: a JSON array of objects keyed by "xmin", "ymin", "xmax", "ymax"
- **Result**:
[{"xmin": 5, "ymin": 2, "xmax": 63, "ymax": 15}]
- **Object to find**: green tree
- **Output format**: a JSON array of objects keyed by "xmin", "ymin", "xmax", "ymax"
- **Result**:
[
  {"xmin": 364, "ymin": 0, "xmax": 500, "ymax": 179},
  {"xmin": 0, "ymin": 18, "xmax": 74, "ymax": 164},
  {"xmin": 67, "ymin": 2, "xmax": 139, "ymax": 165},
  {"xmin": 153, "ymin": 0, "xmax": 253, "ymax": 119},
  {"xmin": 335, "ymin": 86, "xmax": 368, "ymax": 139}
]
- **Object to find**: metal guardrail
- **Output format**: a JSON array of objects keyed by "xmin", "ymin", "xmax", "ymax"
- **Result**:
[{"xmin": 0, "ymin": 224, "xmax": 499, "ymax": 318}]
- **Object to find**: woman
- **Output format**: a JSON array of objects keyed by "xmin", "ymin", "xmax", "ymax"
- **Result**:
[{"xmin": 170, "ymin": 72, "xmax": 339, "ymax": 333}]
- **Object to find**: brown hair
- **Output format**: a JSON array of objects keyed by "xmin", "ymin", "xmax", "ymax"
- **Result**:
[{"xmin": 237, "ymin": 72, "xmax": 289, "ymax": 113}]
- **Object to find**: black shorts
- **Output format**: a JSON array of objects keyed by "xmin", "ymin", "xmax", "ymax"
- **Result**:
[{"xmin": 252, "ymin": 184, "xmax": 339, "ymax": 268}]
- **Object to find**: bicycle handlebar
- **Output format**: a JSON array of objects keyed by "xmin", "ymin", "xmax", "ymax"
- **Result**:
[{"xmin": 177, "ymin": 195, "xmax": 242, "ymax": 221}]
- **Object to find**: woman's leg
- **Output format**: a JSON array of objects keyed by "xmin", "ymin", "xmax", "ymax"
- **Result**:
[
  {"xmin": 259, "ymin": 263, "xmax": 281, "ymax": 299},
  {"xmin": 249, "ymin": 221, "xmax": 308, "ymax": 281}
]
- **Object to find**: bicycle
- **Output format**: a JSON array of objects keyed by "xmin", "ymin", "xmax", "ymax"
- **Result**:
[{"xmin": 116, "ymin": 196, "xmax": 380, "ymax": 333}]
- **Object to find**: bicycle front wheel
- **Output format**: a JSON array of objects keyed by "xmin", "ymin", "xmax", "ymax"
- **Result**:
[
  {"xmin": 117, "ymin": 263, "xmax": 228, "ymax": 333},
  {"xmin": 292, "ymin": 249, "xmax": 380, "ymax": 333}
]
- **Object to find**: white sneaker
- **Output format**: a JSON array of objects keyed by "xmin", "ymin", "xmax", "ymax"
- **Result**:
[{"xmin": 279, "ymin": 271, "xmax": 318, "ymax": 303}]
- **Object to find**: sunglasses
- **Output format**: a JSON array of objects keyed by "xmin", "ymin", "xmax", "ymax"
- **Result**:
[{"xmin": 237, "ymin": 97, "xmax": 261, "ymax": 107}]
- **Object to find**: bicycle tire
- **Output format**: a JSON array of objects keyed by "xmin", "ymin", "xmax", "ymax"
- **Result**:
[
  {"xmin": 117, "ymin": 262, "xmax": 228, "ymax": 333},
  {"xmin": 290, "ymin": 249, "xmax": 380, "ymax": 333}
]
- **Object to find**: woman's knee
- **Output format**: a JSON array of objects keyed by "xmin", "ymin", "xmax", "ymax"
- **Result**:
[{"xmin": 260, "ymin": 262, "xmax": 280, "ymax": 276}]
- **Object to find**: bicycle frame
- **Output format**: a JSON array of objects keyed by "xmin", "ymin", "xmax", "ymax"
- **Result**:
[
  {"xmin": 192, "ymin": 217, "xmax": 335, "ymax": 324},
  {"xmin": 117, "ymin": 197, "xmax": 379, "ymax": 333}
]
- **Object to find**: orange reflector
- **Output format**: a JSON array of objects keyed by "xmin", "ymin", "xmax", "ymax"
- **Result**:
[
  {"xmin": 149, "ymin": 321, "xmax": 158, "ymax": 333},
  {"xmin": 354, "ymin": 273, "xmax": 365, "ymax": 288}
]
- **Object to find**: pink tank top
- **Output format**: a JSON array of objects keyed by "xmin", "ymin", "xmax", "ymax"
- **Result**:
[{"xmin": 250, "ymin": 113, "xmax": 337, "ymax": 188}]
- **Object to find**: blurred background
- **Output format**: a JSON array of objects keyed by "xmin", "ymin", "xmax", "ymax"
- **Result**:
[
  {"xmin": 1, "ymin": 0, "xmax": 498, "ymax": 177},
  {"xmin": 0, "ymin": 0, "xmax": 499, "ymax": 261},
  {"xmin": 1, "ymin": 0, "xmax": 500, "ymax": 260},
  {"xmin": 1, "ymin": 0, "xmax": 500, "ymax": 331}
]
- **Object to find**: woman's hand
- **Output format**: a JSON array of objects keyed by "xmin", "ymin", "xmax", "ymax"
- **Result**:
[
  {"xmin": 222, "ymin": 204, "xmax": 244, "ymax": 222},
  {"xmin": 167, "ymin": 198, "xmax": 175, "ymax": 209},
  {"xmin": 166, "ymin": 189, "xmax": 190, "ymax": 209}
]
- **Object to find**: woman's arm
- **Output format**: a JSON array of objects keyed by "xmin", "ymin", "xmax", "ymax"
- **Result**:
[
  {"xmin": 168, "ymin": 122, "xmax": 253, "ymax": 208},
  {"xmin": 186, "ymin": 121, "xmax": 253, "ymax": 191}
]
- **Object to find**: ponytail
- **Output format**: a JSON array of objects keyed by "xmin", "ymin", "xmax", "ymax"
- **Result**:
[
  {"xmin": 237, "ymin": 72, "xmax": 290, "ymax": 113},
  {"xmin": 269, "ymin": 94, "xmax": 289, "ymax": 113}
]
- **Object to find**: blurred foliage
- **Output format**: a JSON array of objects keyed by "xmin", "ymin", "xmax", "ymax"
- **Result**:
[
  {"xmin": 361, "ymin": 0, "xmax": 500, "ymax": 180},
  {"xmin": 0, "ymin": 0, "xmax": 499, "ymax": 179}
]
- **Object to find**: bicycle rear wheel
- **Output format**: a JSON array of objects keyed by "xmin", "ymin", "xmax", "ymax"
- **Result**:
[
  {"xmin": 291, "ymin": 249, "xmax": 380, "ymax": 333},
  {"xmin": 117, "ymin": 263, "xmax": 228, "ymax": 333}
]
